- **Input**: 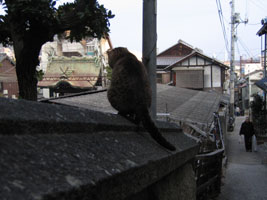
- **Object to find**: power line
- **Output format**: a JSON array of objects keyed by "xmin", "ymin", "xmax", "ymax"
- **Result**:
[
  {"xmin": 215, "ymin": 0, "xmax": 230, "ymax": 56},
  {"xmin": 247, "ymin": 23, "xmax": 261, "ymax": 26},
  {"xmin": 249, "ymin": 0, "xmax": 266, "ymax": 13},
  {"xmin": 252, "ymin": 0, "xmax": 265, "ymax": 7},
  {"xmin": 237, "ymin": 36, "xmax": 253, "ymax": 58},
  {"xmin": 236, "ymin": 40, "xmax": 241, "ymax": 56},
  {"xmin": 258, "ymin": 0, "xmax": 267, "ymax": 7}
]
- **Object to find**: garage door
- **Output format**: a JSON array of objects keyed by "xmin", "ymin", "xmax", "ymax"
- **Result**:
[{"xmin": 175, "ymin": 70, "xmax": 204, "ymax": 89}]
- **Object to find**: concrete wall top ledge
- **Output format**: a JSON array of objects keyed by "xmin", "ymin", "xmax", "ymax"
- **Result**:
[{"xmin": 0, "ymin": 97, "xmax": 199, "ymax": 200}]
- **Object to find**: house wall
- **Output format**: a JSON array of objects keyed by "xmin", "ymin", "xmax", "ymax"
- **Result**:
[
  {"xmin": 0, "ymin": 58, "xmax": 15, "ymax": 74},
  {"xmin": 0, "ymin": 58, "xmax": 18, "ymax": 98},
  {"xmin": 244, "ymin": 63, "xmax": 262, "ymax": 75},
  {"xmin": 174, "ymin": 56, "xmax": 223, "ymax": 90},
  {"xmin": 212, "ymin": 65, "xmax": 221, "ymax": 87},
  {"xmin": 162, "ymin": 73, "xmax": 171, "ymax": 84},
  {"xmin": 197, "ymin": 56, "xmax": 205, "ymax": 65},
  {"xmin": 204, "ymin": 66, "xmax": 211, "ymax": 88},
  {"xmin": 189, "ymin": 56, "xmax": 196, "ymax": 65},
  {"xmin": 178, "ymin": 56, "xmax": 223, "ymax": 89},
  {"xmin": 156, "ymin": 72, "xmax": 171, "ymax": 84},
  {"xmin": 2, "ymin": 82, "xmax": 19, "ymax": 98}
]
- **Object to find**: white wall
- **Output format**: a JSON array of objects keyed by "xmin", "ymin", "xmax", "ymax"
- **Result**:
[
  {"xmin": 204, "ymin": 66, "xmax": 211, "ymax": 88},
  {"xmin": 244, "ymin": 63, "xmax": 262, "ymax": 75},
  {"xmin": 212, "ymin": 65, "xmax": 221, "ymax": 87},
  {"xmin": 43, "ymin": 88, "xmax": 50, "ymax": 98}
]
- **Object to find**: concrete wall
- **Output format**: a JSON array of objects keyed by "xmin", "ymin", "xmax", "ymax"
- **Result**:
[
  {"xmin": 128, "ymin": 163, "xmax": 196, "ymax": 200},
  {"xmin": 0, "ymin": 97, "xmax": 199, "ymax": 200}
]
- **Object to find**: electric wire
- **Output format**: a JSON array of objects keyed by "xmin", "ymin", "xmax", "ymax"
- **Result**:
[
  {"xmin": 236, "ymin": 40, "xmax": 241, "ymax": 57},
  {"xmin": 216, "ymin": 0, "xmax": 230, "ymax": 56},
  {"xmin": 249, "ymin": 0, "xmax": 266, "ymax": 13},
  {"xmin": 237, "ymin": 36, "xmax": 253, "ymax": 58},
  {"xmin": 252, "ymin": 0, "xmax": 265, "ymax": 7}
]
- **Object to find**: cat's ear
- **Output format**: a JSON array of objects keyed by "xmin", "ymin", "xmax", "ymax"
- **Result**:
[{"xmin": 107, "ymin": 48, "xmax": 112, "ymax": 55}]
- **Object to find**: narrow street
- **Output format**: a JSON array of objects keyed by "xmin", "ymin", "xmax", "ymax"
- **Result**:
[{"xmin": 217, "ymin": 116, "xmax": 267, "ymax": 200}]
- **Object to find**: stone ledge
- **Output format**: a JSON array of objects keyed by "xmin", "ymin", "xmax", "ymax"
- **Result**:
[
  {"xmin": 0, "ymin": 97, "xmax": 199, "ymax": 200},
  {"xmin": 0, "ymin": 97, "xmax": 179, "ymax": 135}
]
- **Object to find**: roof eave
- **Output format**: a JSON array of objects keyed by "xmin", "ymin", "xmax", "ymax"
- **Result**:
[
  {"xmin": 163, "ymin": 51, "xmax": 229, "ymax": 71},
  {"xmin": 257, "ymin": 24, "xmax": 267, "ymax": 36}
]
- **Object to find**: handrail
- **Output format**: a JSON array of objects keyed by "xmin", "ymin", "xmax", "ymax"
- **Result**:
[{"xmin": 196, "ymin": 148, "xmax": 224, "ymax": 158}]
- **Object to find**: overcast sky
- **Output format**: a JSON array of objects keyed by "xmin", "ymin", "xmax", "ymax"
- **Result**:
[
  {"xmin": 95, "ymin": 0, "xmax": 267, "ymax": 61},
  {"xmin": 1, "ymin": 0, "xmax": 267, "ymax": 61}
]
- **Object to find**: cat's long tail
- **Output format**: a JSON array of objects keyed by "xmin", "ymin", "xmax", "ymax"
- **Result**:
[{"xmin": 140, "ymin": 108, "xmax": 176, "ymax": 151}]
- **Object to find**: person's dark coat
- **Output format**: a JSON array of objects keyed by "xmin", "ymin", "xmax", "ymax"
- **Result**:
[
  {"xmin": 239, "ymin": 121, "xmax": 255, "ymax": 137},
  {"xmin": 239, "ymin": 121, "xmax": 255, "ymax": 151}
]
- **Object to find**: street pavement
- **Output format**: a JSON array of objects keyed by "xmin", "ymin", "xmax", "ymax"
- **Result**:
[{"xmin": 217, "ymin": 116, "xmax": 267, "ymax": 200}]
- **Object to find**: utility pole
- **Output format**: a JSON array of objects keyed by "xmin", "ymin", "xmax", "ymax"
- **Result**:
[
  {"xmin": 143, "ymin": 0, "xmax": 157, "ymax": 119},
  {"xmin": 229, "ymin": 0, "xmax": 236, "ymax": 119}
]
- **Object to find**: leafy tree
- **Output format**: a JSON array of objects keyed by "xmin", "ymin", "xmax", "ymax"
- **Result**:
[
  {"xmin": 0, "ymin": 0, "xmax": 114, "ymax": 100},
  {"xmin": 251, "ymin": 93, "xmax": 264, "ymax": 118},
  {"xmin": 250, "ymin": 93, "xmax": 266, "ymax": 133},
  {"xmin": 36, "ymin": 69, "xmax": 44, "ymax": 81},
  {"xmin": 106, "ymin": 65, "xmax": 112, "ymax": 81}
]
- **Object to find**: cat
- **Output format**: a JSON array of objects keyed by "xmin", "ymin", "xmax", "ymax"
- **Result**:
[{"xmin": 107, "ymin": 47, "xmax": 176, "ymax": 151}]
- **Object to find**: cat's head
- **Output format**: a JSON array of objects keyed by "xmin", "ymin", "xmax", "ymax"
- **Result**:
[{"xmin": 107, "ymin": 47, "xmax": 129, "ymax": 69}]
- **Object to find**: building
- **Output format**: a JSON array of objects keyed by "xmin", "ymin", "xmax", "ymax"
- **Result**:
[
  {"xmin": 224, "ymin": 58, "xmax": 262, "ymax": 78},
  {"xmin": 0, "ymin": 45, "xmax": 14, "ymax": 59},
  {"xmin": 157, "ymin": 40, "xmax": 229, "ymax": 92},
  {"xmin": 0, "ymin": 54, "xmax": 18, "ymax": 98},
  {"xmin": 237, "ymin": 70, "xmax": 264, "ymax": 111},
  {"xmin": 38, "ymin": 35, "xmax": 112, "ymax": 98},
  {"xmin": 255, "ymin": 18, "xmax": 267, "ymax": 98},
  {"xmin": 38, "ymin": 56, "xmax": 104, "ymax": 97}
]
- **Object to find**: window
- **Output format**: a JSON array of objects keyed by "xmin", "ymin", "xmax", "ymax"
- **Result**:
[{"xmin": 86, "ymin": 45, "xmax": 95, "ymax": 56}]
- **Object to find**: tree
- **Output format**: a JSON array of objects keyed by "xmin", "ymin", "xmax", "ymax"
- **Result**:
[
  {"xmin": 0, "ymin": 0, "xmax": 114, "ymax": 100},
  {"xmin": 251, "ymin": 93, "xmax": 266, "ymax": 130}
]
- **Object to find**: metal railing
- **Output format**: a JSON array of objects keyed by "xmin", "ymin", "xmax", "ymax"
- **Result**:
[
  {"xmin": 195, "ymin": 149, "xmax": 224, "ymax": 200},
  {"xmin": 195, "ymin": 112, "xmax": 225, "ymax": 199}
]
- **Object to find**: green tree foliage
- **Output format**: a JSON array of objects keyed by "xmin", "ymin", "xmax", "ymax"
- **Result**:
[
  {"xmin": 250, "ymin": 93, "xmax": 266, "ymax": 134},
  {"xmin": 36, "ymin": 69, "xmax": 44, "ymax": 81},
  {"xmin": 251, "ymin": 94, "xmax": 264, "ymax": 117},
  {"xmin": 105, "ymin": 65, "xmax": 112, "ymax": 81},
  {"xmin": 0, "ymin": 0, "xmax": 114, "ymax": 100}
]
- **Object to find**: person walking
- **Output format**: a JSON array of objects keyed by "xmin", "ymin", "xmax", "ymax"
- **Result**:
[{"xmin": 239, "ymin": 116, "xmax": 255, "ymax": 152}]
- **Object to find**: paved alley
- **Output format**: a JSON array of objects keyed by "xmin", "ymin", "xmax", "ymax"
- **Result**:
[{"xmin": 217, "ymin": 116, "xmax": 267, "ymax": 200}]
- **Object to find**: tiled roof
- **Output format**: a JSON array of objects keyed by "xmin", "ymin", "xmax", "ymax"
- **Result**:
[
  {"xmin": 157, "ymin": 39, "xmax": 229, "ymax": 70},
  {"xmin": 161, "ymin": 50, "xmax": 229, "ymax": 71},
  {"xmin": 0, "ymin": 54, "xmax": 15, "ymax": 65},
  {"xmin": 47, "ymin": 84, "xmax": 226, "ymax": 127},
  {"xmin": 156, "ymin": 84, "xmax": 223, "ymax": 126}
]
